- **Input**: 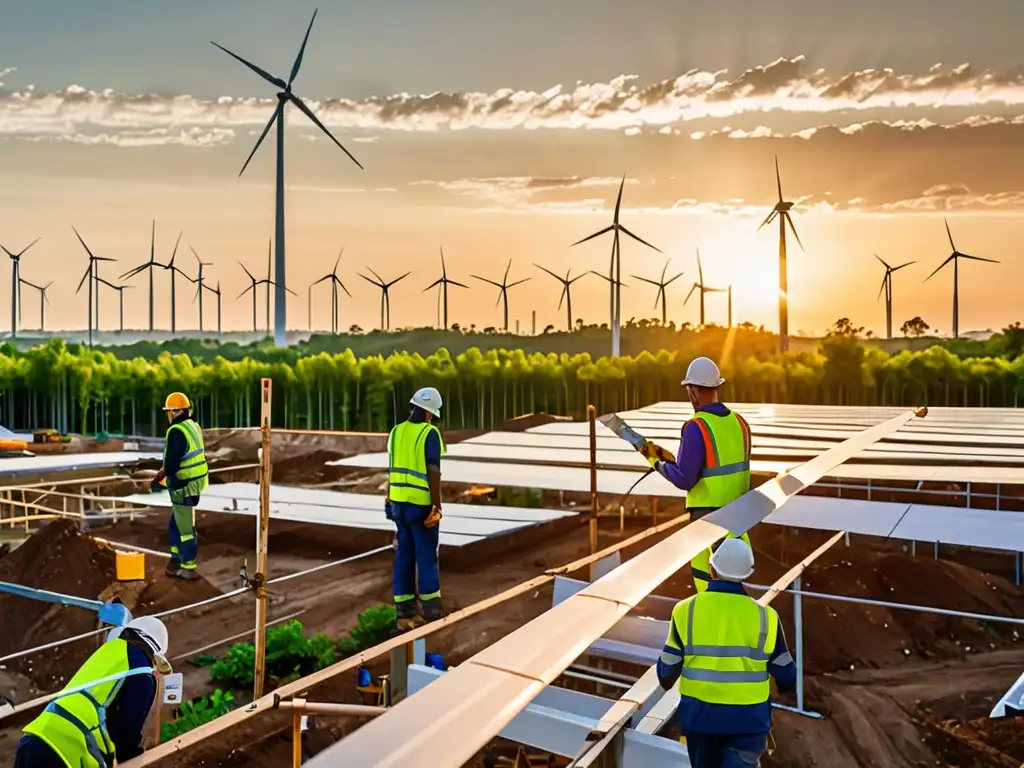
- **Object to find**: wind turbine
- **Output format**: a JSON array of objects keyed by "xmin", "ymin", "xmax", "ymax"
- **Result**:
[
  {"xmin": 310, "ymin": 247, "xmax": 352, "ymax": 333},
  {"xmin": 874, "ymin": 255, "xmax": 915, "ymax": 340},
  {"xmin": 924, "ymin": 219, "xmax": 999, "ymax": 339},
  {"xmin": 472, "ymin": 260, "xmax": 531, "ymax": 333},
  {"xmin": 212, "ymin": 9, "xmax": 363, "ymax": 347},
  {"xmin": 161, "ymin": 232, "xmax": 186, "ymax": 333},
  {"xmin": 534, "ymin": 264, "xmax": 588, "ymax": 332},
  {"xmin": 570, "ymin": 177, "xmax": 660, "ymax": 355},
  {"xmin": 97, "ymin": 277, "xmax": 132, "ymax": 332},
  {"xmin": 19, "ymin": 279, "xmax": 50, "ymax": 331},
  {"xmin": 684, "ymin": 248, "xmax": 712, "ymax": 326},
  {"xmin": 757, "ymin": 156, "xmax": 803, "ymax": 353},
  {"xmin": 212, "ymin": 281, "xmax": 222, "ymax": 334},
  {"xmin": 189, "ymin": 246, "xmax": 213, "ymax": 333},
  {"xmin": 632, "ymin": 259, "xmax": 684, "ymax": 326},
  {"xmin": 239, "ymin": 261, "xmax": 294, "ymax": 334},
  {"xmin": 73, "ymin": 228, "xmax": 116, "ymax": 347},
  {"xmin": 119, "ymin": 220, "xmax": 166, "ymax": 332},
  {"xmin": 423, "ymin": 247, "xmax": 468, "ymax": 330},
  {"xmin": 359, "ymin": 268, "xmax": 410, "ymax": 331},
  {"xmin": 1, "ymin": 238, "xmax": 40, "ymax": 338}
]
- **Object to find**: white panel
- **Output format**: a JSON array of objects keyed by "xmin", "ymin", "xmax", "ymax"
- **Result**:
[
  {"xmin": 890, "ymin": 506, "xmax": 1024, "ymax": 550},
  {"xmin": 0, "ymin": 451, "xmax": 161, "ymax": 477},
  {"xmin": 765, "ymin": 496, "xmax": 910, "ymax": 538}
]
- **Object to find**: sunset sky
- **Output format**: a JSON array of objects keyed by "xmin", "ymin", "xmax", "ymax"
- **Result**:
[{"xmin": 2, "ymin": 0, "xmax": 1024, "ymax": 338}]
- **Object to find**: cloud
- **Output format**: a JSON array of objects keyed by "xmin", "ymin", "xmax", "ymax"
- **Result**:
[
  {"xmin": 0, "ymin": 67, "xmax": 14, "ymax": 86},
  {"xmin": 6, "ymin": 126, "xmax": 235, "ymax": 147},
  {"xmin": 413, "ymin": 176, "xmax": 632, "ymax": 207},
  {"xmin": 879, "ymin": 183, "xmax": 1024, "ymax": 211},
  {"xmin": 8, "ymin": 58, "xmax": 1024, "ymax": 136}
]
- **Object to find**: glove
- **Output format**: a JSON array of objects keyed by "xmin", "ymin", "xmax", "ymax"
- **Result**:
[
  {"xmin": 424, "ymin": 505, "xmax": 442, "ymax": 529},
  {"xmin": 150, "ymin": 477, "xmax": 166, "ymax": 493},
  {"xmin": 640, "ymin": 440, "xmax": 675, "ymax": 466}
]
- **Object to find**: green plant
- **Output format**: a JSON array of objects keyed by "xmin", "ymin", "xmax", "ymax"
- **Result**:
[
  {"xmin": 160, "ymin": 689, "xmax": 234, "ymax": 742},
  {"xmin": 346, "ymin": 605, "xmax": 397, "ymax": 652},
  {"xmin": 210, "ymin": 621, "xmax": 337, "ymax": 689}
]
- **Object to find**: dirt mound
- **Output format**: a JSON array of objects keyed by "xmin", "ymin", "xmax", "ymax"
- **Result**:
[
  {"xmin": 271, "ymin": 450, "xmax": 351, "ymax": 485},
  {"xmin": 0, "ymin": 519, "xmax": 223, "ymax": 691}
]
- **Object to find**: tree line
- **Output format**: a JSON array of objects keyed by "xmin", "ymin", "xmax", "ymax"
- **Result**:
[{"xmin": 1, "ymin": 327, "xmax": 1023, "ymax": 437}]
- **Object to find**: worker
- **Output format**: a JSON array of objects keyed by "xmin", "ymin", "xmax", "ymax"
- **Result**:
[
  {"xmin": 16, "ymin": 616, "xmax": 170, "ymax": 768},
  {"xmin": 657, "ymin": 538, "xmax": 795, "ymax": 768},
  {"xmin": 152, "ymin": 392, "xmax": 208, "ymax": 581},
  {"xmin": 386, "ymin": 386, "xmax": 446, "ymax": 632},
  {"xmin": 648, "ymin": 357, "xmax": 752, "ymax": 592}
]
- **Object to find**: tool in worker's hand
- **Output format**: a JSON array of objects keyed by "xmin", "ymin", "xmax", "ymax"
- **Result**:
[
  {"xmin": 599, "ymin": 414, "xmax": 676, "ymax": 465},
  {"xmin": 424, "ymin": 505, "xmax": 442, "ymax": 528}
]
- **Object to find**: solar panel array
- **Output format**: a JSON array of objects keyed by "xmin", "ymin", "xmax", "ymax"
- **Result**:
[
  {"xmin": 0, "ymin": 451, "xmax": 162, "ymax": 478},
  {"xmin": 118, "ymin": 482, "xmax": 575, "ymax": 547}
]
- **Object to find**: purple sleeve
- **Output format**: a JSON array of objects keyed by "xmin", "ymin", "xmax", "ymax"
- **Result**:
[{"xmin": 659, "ymin": 420, "xmax": 706, "ymax": 490}]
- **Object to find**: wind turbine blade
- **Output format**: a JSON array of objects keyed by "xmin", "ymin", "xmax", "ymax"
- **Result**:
[
  {"xmin": 76, "ymin": 267, "xmax": 92, "ymax": 294},
  {"xmin": 664, "ymin": 272, "xmax": 685, "ymax": 286},
  {"xmin": 571, "ymin": 225, "xmax": 615, "ymax": 247},
  {"xmin": 588, "ymin": 271, "xmax": 613, "ymax": 283},
  {"xmin": 387, "ymin": 272, "xmax": 411, "ymax": 287},
  {"xmin": 873, "ymin": 253, "xmax": 891, "ymax": 270},
  {"xmin": 190, "ymin": 245, "xmax": 202, "ymax": 264},
  {"xmin": 366, "ymin": 266, "xmax": 385, "ymax": 283},
  {"xmin": 618, "ymin": 224, "xmax": 661, "ymax": 253},
  {"xmin": 557, "ymin": 284, "xmax": 567, "ymax": 310},
  {"xmin": 333, "ymin": 248, "xmax": 343, "ymax": 274},
  {"xmin": 877, "ymin": 274, "xmax": 887, "ymax": 302},
  {"xmin": 288, "ymin": 9, "xmax": 318, "ymax": 87},
  {"xmin": 358, "ymin": 273, "xmax": 382, "ymax": 287},
  {"xmin": 685, "ymin": 283, "xmax": 698, "ymax": 305},
  {"xmin": 944, "ymin": 217, "xmax": 956, "ymax": 252},
  {"xmin": 210, "ymin": 42, "xmax": 287, "ymax": 89},
  {"xmin": 756, "ymin": 210, "xmax": 777, "ymax": 231},
  {"xmin": 448, "ymin": 279, "xmax": 470, "ymax": 289},
  {"xmin": 631, "ymin": 275, "xmax": 660, "ymax": 286},
  {"xmin": 19, "ymin": 237, "xmax": 41, "ymax": 257},
  {"xmin": 118, "ymin": 265, "xmax": 147, "ymax": 280},
  {"xmin": 959, "ymin": 254, "xmax": 1000, "ymax": 264},
  {"xmin": 423, "ymin": 278, "xmax": 443, "ymax": 291},
  {"xmin": 775, "ymin": 155, "xmax": 783, "ymax": 202},
  {"xmin": 440, "ymin": 246, "xmax": 446, "ymax": 276},
  {"xmin": 169, "ymin": 231, "xmax": 182, "ymax": 265},
  {"xmin": 507, "ymin": 278, "xmax": 531, "ymax": 288},
  {"xmin": 240, "ymin": 100, "xmax": 284, "ymax": 177},
  {"xmin": 312, "ymin": 274, "xmax": 333, "ymax": 286},
  {"xmin": 660, "ymin": 260, "xmax": 669, "ymax": 282},
  {"xmin": 288, "ymin": 94, "xmax": 364, "ymax": 169},
  {"xmin": 785, "ymin": 213, "xmax": 804, "ymax": 251},
  {"xmin": 654, "ymin": 286, "xmax": 664, "ymax": 309},
  {"xmin": 239, "ymin": 262, "xmax": 255, "ymax": 281},
  {"xmin": 0, "ymin": 245, "xmax": 14, "ymax": 258},
  {"xmin": 471, "ymin": 275, "xmax": 502, "ymax": 288},
  {"xmin": 236, "ymin": 285, "xmax": 255, "ymax": 299},
  {"xmin": 338, "ymin": 281, "xmax": 352, "ymax": 298},
  {"xmin": 891, "ymin": 261, "xmax": 916, "ymax": 272},
  {"xmin": 72, "ymin": 227, "xmax": 95, "ymax": 260},
  {"xmin": 533, "ymin": 263, "xmax": 563, "ymax": 282},
  {"xmin": 613, "ymin": 176, "xmax": 625, "ymax": 223},
  {"xmin": 696, "ymin": 247, "xmax": 704, "ymax": 285},
  {"xmin": 503, "ymin": 260, "xmax": 511, "ymax": 284},
  {"xmin": 924, "ymin": 255, "xmax": 955, "ymax": 282},
  {"xmin": 95, "ymin": 256, "xmax": 117, "ymax": 262}
]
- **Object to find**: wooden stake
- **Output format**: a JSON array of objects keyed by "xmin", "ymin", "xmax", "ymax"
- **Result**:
[
  {"xmin": 253, "ymin": 378, "xmax": 273, "ymax": 700},
  {"xmin": 291, "ymin": 711, "xmax": 302, "ymax": 768},
  {"xmin": 587, "ymin": 404, "xmax": 598, "ymax": 581}
]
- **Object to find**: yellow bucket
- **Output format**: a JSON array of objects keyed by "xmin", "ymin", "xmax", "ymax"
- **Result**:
[{"xmin": 115, "ymin": 551, "xmax": 146, "ymax": 581}]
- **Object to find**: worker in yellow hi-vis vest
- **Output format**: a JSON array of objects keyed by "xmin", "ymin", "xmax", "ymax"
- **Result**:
[
  {"xmin": 648, "ymin": 357, "xmax": 753, "ymax": 591},
  {"xmin": 386, "ymin": 387, "xmax": 446, "ymax": 633},
  {"xmin": 152, "ymin": 392, "xmax": 208, "ymax": 581}
]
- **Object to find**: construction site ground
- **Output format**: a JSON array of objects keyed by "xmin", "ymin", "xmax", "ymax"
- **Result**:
[{"xmin": 0, "ymin": 420, "xmax": 1019, "ymax": 766}]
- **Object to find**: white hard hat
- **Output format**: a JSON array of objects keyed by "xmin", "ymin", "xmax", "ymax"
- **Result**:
[
  {"xmin": 109, "ymin": 616, "xmax": 169, "ymax": 657},
  {"xmin": 410, "ymin": 387, "xmax": 443, "ymax": 418},
  {"xmin": 682, "ymin": 357, "xmax": 725, "ymax": 388},
  {"xmin": 709, "ymin": 537, "xmax": 754, "ymax": 582}
]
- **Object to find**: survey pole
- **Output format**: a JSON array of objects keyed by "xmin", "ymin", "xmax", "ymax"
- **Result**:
[
  {"xmin": 253, "ymin": 377, "xmax": 273, "ymax": 699},
  {"xmin": 588, "ymin": 405, "xmax": 598, "ymax": 580}
]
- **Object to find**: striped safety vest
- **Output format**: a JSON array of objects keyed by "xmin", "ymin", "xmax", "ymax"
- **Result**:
[
  {"xmin": 665, "ymin": 590, "xmax": 779, "ymax": 706},
  {"xmin": 165, "ymin": 418, "xmax": 208, "ymax": 497},
  {"xmin": 685, "ymin": 410, "xmax": 751, "ymax": 510},
  {"xmin": 387, "ymin": 421, "xmax": 446, "ymax": 506}
]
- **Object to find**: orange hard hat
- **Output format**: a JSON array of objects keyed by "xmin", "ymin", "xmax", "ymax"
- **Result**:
[{"xmin": 163, "ymin": 392, "xmax": 191, "ymax": 411}]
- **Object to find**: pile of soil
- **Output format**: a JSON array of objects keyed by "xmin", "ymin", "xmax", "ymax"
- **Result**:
[{"xmin": 0, "ymin": 519, "xmax": 221, "ymax": 690}]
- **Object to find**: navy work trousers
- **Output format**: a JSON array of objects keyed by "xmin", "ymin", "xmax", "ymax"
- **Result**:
[
  {"xmin": 684, "ymin": 732, "xmax": 767, "ymax": 768},
  {"xmin": 391, "ymin": 501, "xmax": 440, "ymax": 611}
]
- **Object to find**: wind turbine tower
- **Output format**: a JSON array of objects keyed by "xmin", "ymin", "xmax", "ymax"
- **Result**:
[
  {"xmin": 119, "ymin": 220, "xmax": 166, "ymax": 332},
  {"xmin": 190, "ymin": 246, "xmax": 213, "ymax": 333},
  {"xmin": 570, "ymin": 178, "xmax": 660, "ymax": 356},
  {"xmin": 924, "ymin": 219, "xmax": 999, "ymax": 339},
  {"xmin": 163, "ymin": 233, "xmax": 185, "ymax": 333},
  {"xmin": 212, "ymin": 9, "xmax": 363, "ymax": 347},
  {"xmin": 873, "ymin": 255, "xmax": 915, "ymax": 340},
  {"xmin": 73, "ymin": 228, "xmax": 116, "ymax": 347},
  {"xmin": 424, "ymin": 247, "xmax": 468, "ymax": 330},
  {"xmin": 310, "ymin": 247, "xmax": 352, "ymax": 333},
  {"xmin": 471, "ymin": 260, "xmax": 531, "ymax": 332},
  {"xmin": 97, "ymin": 278, "xmax": 132, "ymax": 332},
  {"xmin": 359, "ymin": 268, "xmax": 410, "ymax": 331},
  {"xmin": 757, "ymin": 156, "xmax": 803, "ymax": 353}
]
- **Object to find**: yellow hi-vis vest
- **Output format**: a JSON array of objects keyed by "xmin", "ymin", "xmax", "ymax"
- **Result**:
[
  {"xmin": 23, "ymin": 639, "xmax": 144, "ymax": 768},
  {"xmin": 691, "ymin": 532, "xmax": 752, "ymax": 593},
  {"xmin": 387, "ymin": 421, "xmax": 446, "ymax": 506},
  {"xmin": 165, "ymin": 418, "xmax": 208, "ymax": 497},
  {"xmin": 666, "ymin": 590, "xmax": 779, "ymax": 706},
  {"xmin": 685, "ymin": 410, "xmax": 751, "ymax": 510}
]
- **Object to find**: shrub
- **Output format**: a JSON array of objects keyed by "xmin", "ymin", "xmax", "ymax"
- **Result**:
[
  {"xmin": 210, "ymin": 620, "xmax": 336, "ymax": 688},
  {"xmin": 160, "ymin": 689, "xmax": 234, "ymax": 742}
]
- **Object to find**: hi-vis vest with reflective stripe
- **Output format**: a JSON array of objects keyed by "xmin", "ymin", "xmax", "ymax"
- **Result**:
[
  {"xmin": 668, "ymin": 591, "xmax": 779, "ymax": 706},
  {"xmin": 685, "ymin": 410, "xmax": 751, "ymax": 510},
  {"xmin": 691, "ymin": 531, "xmax": 752, "ymax": 593},
  {"xmin": 387, "ymin": 421, "xmax": 446, "ymax": 506},
  {"xmin": 23, "ymin": 639, "xmax": 137, "ymax": 768},
  {"xmin": 165, "ymin": 418, "xmax": 208, "ymax": 495}
]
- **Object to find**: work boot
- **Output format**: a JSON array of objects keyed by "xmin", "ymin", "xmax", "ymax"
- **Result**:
[
  {"xmin": 173, "ymin": 566, "xmax": 201, "ymax": 581},
  {"xmin": 421, "ymin": 598, "xmax": 442, "ymax": 623},
  {"xmin": 391, "ymin": 600, "xmax": 423, "ymax": 635},
  {"xmin": 164, "ymin": 558, "xmax": 180, "ymax": 577}
]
